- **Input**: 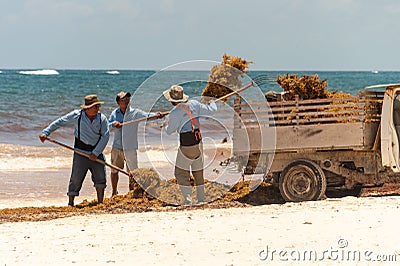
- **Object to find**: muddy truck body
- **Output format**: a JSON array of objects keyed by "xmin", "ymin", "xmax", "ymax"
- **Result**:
[{"xmin": 233, "ymin": 84, "xmax": 400, "ymax": 202}]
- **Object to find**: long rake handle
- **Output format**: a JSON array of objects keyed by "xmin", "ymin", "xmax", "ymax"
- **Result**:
[
  {"xmin": 214, "ymin": 81, "xmax": 255, "ymax": 103},
  {"xmin": 121, "ymin": 111, "xmax": 169, "ymax": 126},
  {"xmin": 45, "ymin": 137, "xmax": 130, "ymax": 176}
]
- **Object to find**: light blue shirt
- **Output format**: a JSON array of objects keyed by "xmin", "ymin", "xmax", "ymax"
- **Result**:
[
  {"xmin": 165, "ymin": 100, "xmax": 217, "ymax": 135},
  {"xmin": 109, "ymin": 106, "xmax": 155, "ymax": 150},
  {"xmin": 42, "ymin": 109, "xmax": 109, "ymax": 156}
]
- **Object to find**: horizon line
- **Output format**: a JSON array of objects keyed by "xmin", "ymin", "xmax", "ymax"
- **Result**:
[{"xmin": 1, "ymin": 68, "xmax": 399, "ymax": 72}]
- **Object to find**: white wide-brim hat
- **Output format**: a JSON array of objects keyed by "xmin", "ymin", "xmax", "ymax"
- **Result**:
[{"xmin": 163, "ymin": 85, "xmax": 189, "ymax": 103}]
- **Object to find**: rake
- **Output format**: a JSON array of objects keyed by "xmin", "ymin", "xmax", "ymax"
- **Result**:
[{"xmin": 45, "ymin": 137, "xmax": 130, "ymax": 176}]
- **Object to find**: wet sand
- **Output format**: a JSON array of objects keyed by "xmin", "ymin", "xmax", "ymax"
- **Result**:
[
  {"xmin": 0, "ymin": 142, "xmax": 235, "ymax": 208},
  {"xmin": 0, "ymin": 168, "xmax": 130, "ymax": 208}
]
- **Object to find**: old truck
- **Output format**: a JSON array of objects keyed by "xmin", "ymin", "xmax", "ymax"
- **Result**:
[{"xmin": 233, "ymin": 83, "xmax": 400, "ymax": 202}]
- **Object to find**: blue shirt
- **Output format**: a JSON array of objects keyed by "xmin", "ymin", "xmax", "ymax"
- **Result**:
[
  {"xmin": 165, "ymin": 100, "xmax": 217, "ymax": 135},
  {"xmin": 109, "ymin": 106, "xmax": 155, "ymax": 150},
  {"xmin": 42, "ymin": 109, "xmax": 109, "ymax": 156}
]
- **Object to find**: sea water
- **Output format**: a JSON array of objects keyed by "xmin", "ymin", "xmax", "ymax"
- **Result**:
[{"xmin": 1, "ymin": 69, "xmax": 400, "ymax": 145}]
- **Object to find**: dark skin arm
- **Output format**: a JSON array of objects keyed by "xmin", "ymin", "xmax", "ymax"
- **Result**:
[{"xmin": 39, "ymin": 133, "xmax": 47, "ymax": 143}]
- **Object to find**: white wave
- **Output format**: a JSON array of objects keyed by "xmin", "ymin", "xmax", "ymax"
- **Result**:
[
  {"xmin": 0, "ymin": 142, "xmax": 232, "ymax": 171},
  {"xmin": 0, "ymin": 156, "xmax": 72, "ymax": 170},
  {"xmin": 106, "ymin": 70, "xmax": 120, "ymax": 75},
  {"xmin": 0, "ymin": 71, "xmax": 2, "ymax": 74},
  {"xmin": 19, "ymin": 69, "xmax": 59, "ymax": 75}
]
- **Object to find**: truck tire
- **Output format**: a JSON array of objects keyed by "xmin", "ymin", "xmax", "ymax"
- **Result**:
[{"xmin": 279, "ymin": 159, "xmax": 327, "ymax": 202}]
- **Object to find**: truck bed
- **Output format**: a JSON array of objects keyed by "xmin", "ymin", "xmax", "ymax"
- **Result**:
[{"xmin": 233, "ymin": 90, "xmax": 384, "ymax": 154}]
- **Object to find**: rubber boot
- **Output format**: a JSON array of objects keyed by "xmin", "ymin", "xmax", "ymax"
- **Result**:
[
  {"xmin": 68, "ymin": 196, "xmax": 75, "ymax": 207},
  {"xmin": 196, "ymin": 185, "xmax": 205, "ymax": 204},
  {"xmin": 96, "ymin": 187, "xmax": 105, "ymax": 204},
  {"xmin": 180, "ymin": 185, "xmax": 192, "ymax": 205}
]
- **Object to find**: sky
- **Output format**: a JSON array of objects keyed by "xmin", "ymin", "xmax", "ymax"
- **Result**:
[{"xmin": 0, "ymin": 0, "xmax": 400, "ymax": 70}]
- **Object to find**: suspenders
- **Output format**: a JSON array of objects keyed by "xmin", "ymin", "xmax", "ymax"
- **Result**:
[
  {"xmin": 176, "ymin": 104, "xmax": 202, "ymax": 146},
  {"xmin": 74, "ymin": 110, "xmax": 102, "ymax": 152}
]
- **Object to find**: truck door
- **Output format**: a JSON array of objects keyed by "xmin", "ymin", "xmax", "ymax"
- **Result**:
[{"xmin": 381, "ymin": 85, "xmax": 400, "ymax": 172}]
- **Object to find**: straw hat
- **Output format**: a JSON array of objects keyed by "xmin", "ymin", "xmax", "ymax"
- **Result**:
[
  {"xmin": 80, "ymin": 94, "xmax": 104, "ymax": 109},
  {"xmin": 163, "ymin": 85, "xmax": 189, "ymax": 103}
]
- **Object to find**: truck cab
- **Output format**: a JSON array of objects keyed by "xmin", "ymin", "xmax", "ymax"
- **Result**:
[{"xmin": 374, "ymin": 84, "xmax": 400, "ymax": 172}]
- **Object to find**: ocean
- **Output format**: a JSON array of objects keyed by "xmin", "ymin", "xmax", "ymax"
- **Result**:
[
  {"xmin": 1, "ymin": 69, "xmax": 400, "ymax": 208},
  {"xmin": 1, "ymin": 69, "xmax": 400, "ymax": 145}
]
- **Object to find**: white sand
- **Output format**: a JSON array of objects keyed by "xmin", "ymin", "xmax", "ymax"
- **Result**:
[{"xmin": 1, "ymin": 196, "xmax": 400, "ymax": 265}]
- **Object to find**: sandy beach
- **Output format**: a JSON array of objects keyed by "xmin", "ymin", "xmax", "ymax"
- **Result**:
[
  {"xmin": 1, "ymin": 196, "xmax": 400, "ymax": 265},
  {"xmin": 1, "ymin": 143, "xmax": 400, "ymax": 265}
]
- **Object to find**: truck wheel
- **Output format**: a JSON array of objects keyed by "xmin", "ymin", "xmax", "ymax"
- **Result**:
[{"xmin": 279, "ymin": 160, "xmax": 327, "ymax": 202}]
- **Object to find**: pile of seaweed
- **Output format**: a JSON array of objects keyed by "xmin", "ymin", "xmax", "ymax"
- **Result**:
[
  {"xmin": 128, "ymin": 168, "xmax": 232, "ymax": 204},
  {"xmin": 201, "ymin": 53, "xmax": 253, "ymax": 101},
  {"xmin": 274, "ymin": 73, "xmax": 366, "ymax": 123},
  {"xmin": 276, "ymin": 73, "xmax": 351, "ymax": 100},
  {"xmin": 0, "ymin": 168, "xmax": 284, "ymax": 223}
]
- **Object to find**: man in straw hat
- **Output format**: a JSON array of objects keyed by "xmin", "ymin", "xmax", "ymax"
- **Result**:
[
  {"xmin": 163, "ymin": 85, "xmax": 217, "ymax": 205},
  {"xmin": 39, "ymin": 94, "xmax": 109, "ymax": 207}
]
